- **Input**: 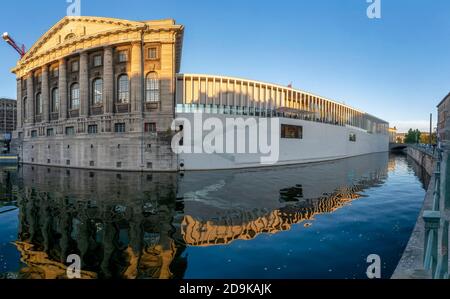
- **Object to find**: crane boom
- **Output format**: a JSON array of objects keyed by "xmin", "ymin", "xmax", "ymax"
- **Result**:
[{"xmin": 2, "ymin": 32, "xmax": 26, "ymax": 57}]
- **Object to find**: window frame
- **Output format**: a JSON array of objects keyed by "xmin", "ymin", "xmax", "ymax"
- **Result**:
[
  {"xmin": 70, "ymin": 83, "xmax": 80, "ymax": 110},
  {"xmin": 118, "ymin": 50, "xmax": 128, "ymax": 63},
  {"xmin": 88, "ymin": 124, "xmax": 98, "ymax": 134},
  {"xmin": 93, "ymin": 55, "xmax": 102, "ymax": 67},
  {"xmin": 51, "ymin": 88, "xmax": 60, "ymax": 113},
  {"xmin": 92, "ymin": 78, "xmax": 103, "ymax": 105},
  {"xmin": 147, "ymin": 47, "xmax": 158, "ymax": 60},
  {"xmin": 281, "ymin": 124, "xmax": 303, "ymax": 139},
  {"xmin": 35, "ymin": 92, "xmax": 42, "ymax": 115},
  {"xmin": 145, "ymin": 72, "xmax": 160, "ymax": 102},
  {"xmin": 71, "ymin": 60, "xmax": 79, "ymax": 72},
  {"xmin": 114, "ymin": 122, "xmax": 126, "ymax": 133},
  {"xmin": 117, "ymin": 75, "xmax": 130, "ymax": 104}
]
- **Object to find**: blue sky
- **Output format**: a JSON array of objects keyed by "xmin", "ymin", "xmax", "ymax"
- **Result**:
[{"xmin": 0, "ymin": 0, "xmax": 448, "ymax": 132}]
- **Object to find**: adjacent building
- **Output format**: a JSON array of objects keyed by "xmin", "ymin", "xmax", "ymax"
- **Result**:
[
  {"xmin": 0, "ymin": 98, "xmax": 17, "ymax": 135},
  {"xmin": 438, "ymin": 92, "xmax": 450, "ymax": 142}
]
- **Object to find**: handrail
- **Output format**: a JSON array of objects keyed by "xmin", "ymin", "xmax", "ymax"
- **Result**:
[{"xmin": 422, "ymin": 146, "xmax": 449, "ymax": 279}]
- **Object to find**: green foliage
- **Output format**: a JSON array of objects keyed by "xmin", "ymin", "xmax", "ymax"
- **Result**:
[{"xmin": 404, "ymin": 129, "xmax": 421, "ymax": 144}]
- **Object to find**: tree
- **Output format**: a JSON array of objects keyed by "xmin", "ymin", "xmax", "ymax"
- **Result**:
[{"xmin": 404, "ymin": 129, "xmax": 421, "ymax": 144}]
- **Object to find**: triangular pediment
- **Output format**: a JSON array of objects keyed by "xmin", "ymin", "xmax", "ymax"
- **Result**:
[{"xmin": 21, "ymin": 16, "xmax": 144, "ymax": 61}]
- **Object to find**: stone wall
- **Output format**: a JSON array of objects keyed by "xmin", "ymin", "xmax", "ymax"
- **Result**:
[{"xmin": 406, "ymin": 147, "xmax": 435, "ymax": 176}]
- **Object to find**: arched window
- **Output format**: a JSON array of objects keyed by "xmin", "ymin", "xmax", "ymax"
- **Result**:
[
  {"xmin": 70, "ymin": 83, "xmax": 80, "ymax": 109},
  {"xmin": 35, "ymin": 93, "xmax": 42, "ymax": 115},
  {"xmin": 93, "ymin": 78, "xmax": 103, "ymax": 105},
  {"xmin": 23, "ymin": 97, "xmax": 27, "ymax": 120},
  {"xmin": 117, "ymin": 75, "xmax": 129, "ymax": 103},
  {"xmin": 52, "ymin": 88, "xmax": 59, "ymax": 113},
  {"xmin": 145, "ymin": 72, "xmax": 160, "ymax": 102}
]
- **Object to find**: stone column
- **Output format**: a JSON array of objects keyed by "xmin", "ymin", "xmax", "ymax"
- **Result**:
[
  {"xmin": 103, "ymin": 47, "xmax": 114, "ymax": 114},
  {"xmin": 16, "ymin": 78, "xmax": 22, "ymax": 129},
  {"xmin": 79, "ymin": 52, "xmax": 89, "ymax": 117},
  {"xmin": 59, "ymin": 59, "xmax": 68, "ymax": 120},
  {"xmin": 26, "ymin": 73, "xmax": 34, "ymax": 125},
  {"xmin": 41, "ymin": 65, "xmax": 49, "ymax": 123},
  {"xmin": 130, "ymin": 42, "xmax": 143, "ymax": 113}
]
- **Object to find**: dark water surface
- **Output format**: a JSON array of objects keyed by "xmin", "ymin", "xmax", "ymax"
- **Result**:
[{"xmin": 0, "ymin": 153, "xmax": 429, "ymax": 279}]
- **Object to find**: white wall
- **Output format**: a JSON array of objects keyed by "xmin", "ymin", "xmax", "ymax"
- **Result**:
[{"xmin": 176, "ymin": 113, "xmax": 389, "ymax": 170}]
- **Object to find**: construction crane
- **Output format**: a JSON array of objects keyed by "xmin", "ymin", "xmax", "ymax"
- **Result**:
[{"xmin": 2, "ymin": 32, "xmax": 26, "ymax": 57}]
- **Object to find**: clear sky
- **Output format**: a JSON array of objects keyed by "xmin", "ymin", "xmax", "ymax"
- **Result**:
[{"xmin": 0, "ymin": 0, "xmax": 448, "ymax": 132}]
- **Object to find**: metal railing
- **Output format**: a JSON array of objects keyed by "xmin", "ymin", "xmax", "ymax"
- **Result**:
[{"xmin": 422, "ymin": 148, "xmax": 449, "ymax": 279}]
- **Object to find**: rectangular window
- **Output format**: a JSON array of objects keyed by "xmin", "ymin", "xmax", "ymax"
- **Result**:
[
  {"xmin": 71, "ymin": 61, "xmax": 79, "ymax": 72},
  {"xmin": 144, "ymin": 122, "xmax": 157, "ymax": 133},
  {"xmin": 118, "ymin": 51, "xmax": 128, "ymax": 62},
  {"xmin": 65, "ymin": 126, "xmax": 75, "ymax": 136},
  {"xmin": 52, "ymin": 67, "xmax": 59, "ymax": 78},
  {"xmin": 88, "ymin": 125, "xmax": 98, "ymax": 134},
  {"xmin": 31, "ymin": 130, "xmax": 37, "ymax": 138},
  {"xmin": 349, "ymin": 133, "xmax": 357, "ymax": 142},
  {"xmin": 281, "ymin": 125, "xmax": 303, "ymax": 139},
  {"xmin": 46, "ymin": 128, "xmax": 54, "ymax": 136},
  {"xmin": 93, "ymin": 55, "xmax": 102, "ymax": 67},
  {"xmin": 114, "ymin": 123, "xmax": 126, "ymax": 133},
  {"xmin": 148, "ymin": 47, "xmax": 158, "ymax": 59}
]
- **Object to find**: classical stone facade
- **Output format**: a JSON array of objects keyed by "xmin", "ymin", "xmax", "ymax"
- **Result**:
[{"xmin": 12, "ymin": 16, "xmax": 184, "ymax": 171}]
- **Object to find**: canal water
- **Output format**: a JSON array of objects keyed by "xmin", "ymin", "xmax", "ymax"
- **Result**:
[{"xmin": 0, "ymin": 152, "xmax": 429, "ymax": 279}]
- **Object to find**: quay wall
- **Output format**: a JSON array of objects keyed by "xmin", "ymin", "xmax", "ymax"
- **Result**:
[{"xmin": 392, "ymin": 146, "xmax": 437, "ymax": 279}]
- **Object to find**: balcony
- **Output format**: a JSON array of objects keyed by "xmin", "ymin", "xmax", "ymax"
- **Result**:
[
  {"xmin": 69, "ymin": 109, "xmax": 79, "ymax": 118},
  {"xmin": 91, "ymin": 105, "xmax": 103, "ymax": 116},
  {"xmin": 145, "ymin": 102, "xmax": 160, "ymax": 112},
  {"xmin": 115, "ymin": 103, "xmax": 130, "ymax": 114}
]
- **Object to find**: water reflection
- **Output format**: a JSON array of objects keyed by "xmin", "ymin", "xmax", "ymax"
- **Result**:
[{"xmin": 0, "ymin": 153, "xmax": 425, "ymax": 279}]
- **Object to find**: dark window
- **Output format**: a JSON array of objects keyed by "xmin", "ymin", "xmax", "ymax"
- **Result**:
[
  {"xmin": 66, "ymin": 160, "xmax": 71, "ymax": 165},
  {"xmin": 88, "ymin": 125, "xmax": 98, "ymax": 134},
  {"xmin": 349, "ymin": 133, "xmax": 357, "ymax": 142},
  {"xmin": 118, "ymin": 51, "xmax": 128, "ymax": 62},
  {"xmin": 65, "ymin": 126, "xmax": 75, "ymax": 136},
  {"xmin": 147, "ymin": 162, "xmax": 153, "ymax": 169},
  {"xmin": 31, "ymin": 130, "xmax": 37, "ymax": 138},
  {"xmin": 148, "ymin": 47, "xmax": 158, "ymax": 59},
  {"xmin": 92, "ymin": 78, "xmax": 103, "ymax": 105},
  {"xmin": 116, "ymin": 162, "xmax": 122, "ymax": 168},
  {"xmin": 145, "ymin": 72, "xmax": 160, "ymax": 102},
  {"xmin": 23, "ymin": 97, "xmax": 27, "ymax": 119},
  {"xmin": 93, "ymin": 55, "xmax": 102, "ymax": 67},
  {"xmin": 46, "ymin": 128, "xmax": 54, "ymax": 136},
  {"xmin": 35, "ymin": 93, "xmax": 42, "ymax": 115},
  {"xmin": 89, "ymin": 161, "xmax": 95, "ymax": 166},
  {"xmin": 281, "ymin": 124, "xmax": 303, "ymax": 139},
  {"xmin": 145, "ymin": 122, "xmax": 157, "ymax": 133},
  {"xmin": 51, "ymin": 88, "xmax": 59, "ymax": 112},
  {"xmin": 115, "ymin": 123, "xmax": 126, "ymax": 133}
]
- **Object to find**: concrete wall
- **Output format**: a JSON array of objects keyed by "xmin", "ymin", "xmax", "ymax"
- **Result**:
[
  {"xmin": 177, "ymin": 113, "xmax": 389, "ymax": 170},
  {"xmin": 406, "ymin": 147, "xmax": 435, "ymax": 176}
]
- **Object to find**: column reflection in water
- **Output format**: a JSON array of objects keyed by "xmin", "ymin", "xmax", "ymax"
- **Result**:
[{"xmin": 3, "ymin": 153, "xmax": 395, "ymax": 279}]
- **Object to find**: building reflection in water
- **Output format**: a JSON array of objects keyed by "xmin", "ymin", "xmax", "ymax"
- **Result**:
[{"xmin": 1, "ymin": 153, "xmax": 391, "ymax": 279}]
